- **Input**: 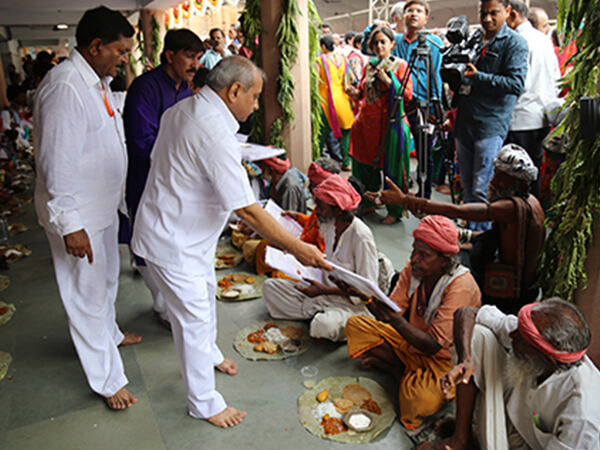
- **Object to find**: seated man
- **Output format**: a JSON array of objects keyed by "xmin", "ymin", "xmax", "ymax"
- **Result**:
[
  {"xmin": 258, "ymin": 154, "xmax": 307, "ymax": 214},
  {"xmin": 419, "ymin": 299, "xmax": 600, "ymax": 449},
  {"xmin": 344, "ymin": 215, "xmax": 481, "ymax": 431},
  {"xmin": 263, "ymin": 174, "xmax": 376, "ymax": 342},
  {"xmin": 369, "ymin": 144, "xmax": 545, "ymax": 314}
]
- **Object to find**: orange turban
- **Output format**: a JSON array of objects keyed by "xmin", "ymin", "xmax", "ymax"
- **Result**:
[
  {"xmin": 313, "ymin": 174, "xmax": 361, "ymax": 211},
  {"xmin": 413, "ymin": 215, "xmax": 459, "ymax": 255},
  {"xmin": 261, "ymin": 156, "xmax": 291, "ymax": 174},
  {"xmin": 308, "ymin": 162, "xmax": 332, "ymax": 185}
]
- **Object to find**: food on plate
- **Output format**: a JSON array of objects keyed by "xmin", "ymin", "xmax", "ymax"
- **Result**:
[
  {"xmin": 247, "ymin": 330, "xmax": 266, "ymax": 343},
  {"xmin": 253, "ymin": 344, "xmax": 264, "ymax": 352},
  {"xmin": 0, "ymin": 306, "xmax": 8, "ymax": 315},
  {"xmin": 215, "ymin": 260, "xmax": 224, "ymax": 267},
  {"xmin": 317, "ymin": 389, "xmax": 329, "ymax": 403},
  {"xmin": 321, "ymin": 415, "xmax": 347, "ymax": 435},
  {"xmin": 245, "ymin": 277, "xmax": 255, "ymax": 284},
  {"xmin": 217, "ymin": 278, "xmax": 234, "ymax": 289},
  {"xmin": 264, "ymin": 323, "xmax": 279, "ymax": 330},
  {"xmin": 342, "ymin": 384, "xmax": 372, "ymax": 405},
  {"xmin": 221, "ymin": 289, "xmax": 240, "ymax": 299},
  {"xmin": 262, "ymin": 341, "xmax": 278, "ymax": 354},
  {"xmin": 282, "ymin": 326, "xmax": 304, "ymax": 339},
  {"xmin": 334, "ymin": 398, "xmax": 354, "ymax": 414},
  {"xmin": 232, "ymin": 273, "xmax": 246, "ymax": 283},
  {"xmin": 361, "ymin": 398, "xmax": 382, "ymax": 415},
  {"xmin": 345, "ymin": 411, "xmax": 373, "ymax": 430}
]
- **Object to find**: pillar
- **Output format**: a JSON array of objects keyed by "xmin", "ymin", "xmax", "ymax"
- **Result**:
[{"xmin": 140, "ymin": 9, "xmax": 165, "ymax": 68}]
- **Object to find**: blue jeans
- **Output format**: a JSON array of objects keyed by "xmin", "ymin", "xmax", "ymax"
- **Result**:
[{"xmin": 455, "ymin": 135, "xmax": 503, "ymax": 231}]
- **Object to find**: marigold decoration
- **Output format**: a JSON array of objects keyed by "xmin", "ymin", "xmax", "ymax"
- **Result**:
[
  {"xmin": 172, "ymin": 5, "xmax": 180, "ymax": 24},
  {"xmin": 182, "ymin": 1, "xmax": 191, "ymax": 20},
  {"xmin": 163, "ymin": 10, "xmax": 171, "ymax": 29},
  {"xmin": 208, "ymin": 0, "xmax": 222, "ymax": 11},
  {"xmin": 194, "ymin": 0, "xmax": 206, "ymax": 16}
]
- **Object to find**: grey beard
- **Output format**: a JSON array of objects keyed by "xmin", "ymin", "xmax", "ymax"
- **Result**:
[
  {"xmin": 503, "ymin": 350, "xmax": 546, "ymax": 390},
  {"xmin": 486, "ymin": 183, "xmax": 523, "ymax": 203}
]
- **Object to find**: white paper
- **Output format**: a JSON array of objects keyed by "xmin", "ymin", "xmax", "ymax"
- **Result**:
[
  {"xmin": 263, "ymin": 199, "xmax": 303, "ymax": 239},
  {"xmin": 265, "ymin": 247, "xmax": 323, "ymax": 285},
  {"xmin": 328, "ymin": 262, "xmax": 402, "ymax": 312},
  {"xmin": 236, "ymin": 136, "xmax": 286, "ymax": 162}
]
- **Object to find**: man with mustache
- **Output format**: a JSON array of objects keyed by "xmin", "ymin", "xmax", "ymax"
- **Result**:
[
  {"xmin": 417, "ymin": 299, "xmax": 600, "ymax": 449},
  {"xmin": 263, "ymin": 174, "xmax": 377, "ymax": 342},
  {"xmin": 344, "ymin": 215, "xmax": 480, "ymax": 431},
  {"xmin": 123, "ymin": 29, "xmax": 203, "ymax": 327},
  {"xmin": 34, "ymin": 6, "xmax": 137, "ymax": 409},
  {"xmin": 368, "ymin": 144, "xmax": 545, "ymax": 314}
]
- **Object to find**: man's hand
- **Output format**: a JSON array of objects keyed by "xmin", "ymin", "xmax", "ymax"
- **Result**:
[
  {"xmin": 366, "ymin": 298, "xmax": 404, "ymax": 325},
  {"xmin": 64, "ymin": 229, "xmax": 93, "ymax": 264},
  {"xmin": 293, "ymin": 241, "xmax": 333, "ymax": 271},
  {"xmin": 364, "ymin": 176, "xmax": 406, "ymax": 206},
  {"xmin": 464, "ymin": 63, "xmax": 477, "ymax": 78},
  {"xmin": 281, "ymin": 210, "xmax": 300, "ymax": 223},
  {"xmin": 294, "ymin": 279, "xmax": 328, "ymax": 297},
  {"xmin": 440, "ymin": 360, "xmax": 475, "ymax": 400}
]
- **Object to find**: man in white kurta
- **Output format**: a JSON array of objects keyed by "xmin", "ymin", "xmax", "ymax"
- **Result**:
[
  {"xmin": 263, "ymin": 174, "xmax": 378, "ymax": 342},
  {"xmin": 418, "ymin": 301, "xmax": 600, "ymax": 450},
  {"xmin": 131, "ymin": 56, "xmax": 329, "ymax": 428},
  {"xmin": 34, "ymin": 7, "xmax": 137, "ymax": 409}
]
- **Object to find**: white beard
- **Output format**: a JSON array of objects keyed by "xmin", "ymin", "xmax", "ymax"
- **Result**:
[
  {"xmin": 317, "ymin": 217, "xmax": 336, "ymax": 251},
  {"xmin": 503, "ymin": 350, "xmax": 546, "ymax": 390}
]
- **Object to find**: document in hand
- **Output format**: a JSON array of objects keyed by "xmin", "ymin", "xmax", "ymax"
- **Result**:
[
  {"xmin": 263, "ymin": 199, "xmax": 303, "ymax": 239},
  {"xmin": 328, "ymin": 262, "xmax": 402, "ymax": 312},
  {"xmin": 264, "ymin": 247, "xmax": 324, "ymax": 285},
  {"xmin": 236, "ymin": 134, "xmax": 286, "ymax": 162}
]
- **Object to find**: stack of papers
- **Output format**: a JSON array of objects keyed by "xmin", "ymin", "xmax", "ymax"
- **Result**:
[
  {"xmin": 263, "ymin": 200, "xmax": 303, "ymax": 239},
  {"xmin": 236, "ymin": 134, "xmax": 286, "ymax": 162}
]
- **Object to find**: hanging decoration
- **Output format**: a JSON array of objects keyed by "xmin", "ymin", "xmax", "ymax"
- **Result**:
[
  {"xmin": 194, "ymin": 0, "xmax": 207, "ymax": 16},
  {"xmin": 172, "ymin": 5, "xmax": 180, "ymax": 24},
  {"xmin": 308, "ymin": 0, "xmax": 323, "ymax": 159},
  {"xmin": 163, "ymin": 10, "xmax": 171, "ymax": 30},
  {"xmin": 208, "ymin": 0, "xmax": 222, "ymax": 10},
  {"xmin": 182, "ymin": 1, "xmax": 191, "ymax": 20}
]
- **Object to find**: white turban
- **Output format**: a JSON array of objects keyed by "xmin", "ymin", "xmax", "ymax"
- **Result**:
[{"xmin": 493, "ymin": 144, "xmax": 538, "ymax": 182}]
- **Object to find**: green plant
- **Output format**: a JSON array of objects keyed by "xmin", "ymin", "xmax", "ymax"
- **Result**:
[
  {"xmin": 539, "ymin": 0, "xmax": 600, "ymax": 300},
  {"xmin": 308, "ymin": 0, "xmax": 323, "ymax": 159},
  {"xmin": 151, "ymin": 15, "xmax": 162, "ymax": 67}
]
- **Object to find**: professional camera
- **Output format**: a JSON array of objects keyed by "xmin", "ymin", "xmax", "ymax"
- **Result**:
[{"xmin": 441, "ymin": 16, "xmax": 482, "ymax": 92}]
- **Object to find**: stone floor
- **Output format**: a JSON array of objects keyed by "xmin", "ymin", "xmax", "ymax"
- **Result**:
[{"xmin": 0, "ymin": 182, "xmax": 453, "ymax": 450}]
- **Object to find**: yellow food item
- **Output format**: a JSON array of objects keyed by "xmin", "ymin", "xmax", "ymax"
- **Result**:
[
  {"xmin": 245, "ymin": 277, "xmax": 255, "ymax": 284},
  {"xmin": 253, "ymin": 344, "xmax": 264, "ymax": 352},
  {"xmin": 317, "ymin": 389, "xmax": 329, "ymax": 403},
  {"xmin": 262, "ymin": 341, "xmax": 278, "ymax": 354},
  {"xmin": 342, "ymin": 384, "xmax": 372, "ymax": 405},
  {"xmin": 334, "ymin": 398, "xmax": 354, "ymax": 414}
]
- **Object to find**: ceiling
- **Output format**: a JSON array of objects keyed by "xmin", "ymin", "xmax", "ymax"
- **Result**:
[{"xmin": 0, "ymin": 0, "xmax": 559, "ymax": 48}]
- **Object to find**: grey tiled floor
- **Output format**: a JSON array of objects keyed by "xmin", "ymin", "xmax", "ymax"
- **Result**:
[{"xmin": 0, "ymin": 185, "xmax": 453, "ymax": 450}]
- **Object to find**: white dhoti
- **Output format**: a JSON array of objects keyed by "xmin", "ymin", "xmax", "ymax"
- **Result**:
[
  {"xmin": 136, "ymin": 264, "xmax": 168, "ymax": 320},
  {"xmin": 263, "ymin": 279, "xmax": 372, "ymax": 342},
  {"xmin": 46, "ymin": 219, "xmax": 128, "ymax": 397},
  {"xmin": 146, "ymin": 263, "xmax": 226, "ymax": 419}
]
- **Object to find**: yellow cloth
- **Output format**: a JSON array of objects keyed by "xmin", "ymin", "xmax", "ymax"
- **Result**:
[
  {"xmin": 346, "ymin": 315, "xmax": 454, "ymax": 429},
  {"xmin": 317, "ymin": 54, "xmax": 354, "ymax": 130}
]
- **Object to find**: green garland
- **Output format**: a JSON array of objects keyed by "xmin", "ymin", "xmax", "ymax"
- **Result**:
[
  {"xmin": 539, "ymin": 0, "xmax": 600, "ymax": 301},
  {"xmin": 308, "ymin": 0, "xmax": 323, "ymax": 160},
  {"xmin": 151, "ymin": 16, "xmax": 162, "ymax": 67}
]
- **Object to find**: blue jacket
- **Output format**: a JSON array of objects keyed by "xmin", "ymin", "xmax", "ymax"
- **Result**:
[{"xmin": 454, "ymin": 24, "xmax": 528, "ymax": 142}]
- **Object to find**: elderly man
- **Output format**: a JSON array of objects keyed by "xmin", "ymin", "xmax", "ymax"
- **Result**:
[
  {"xmin": 34, "ymin": 7, "xmax": 138, "ymax": 410},
  {"xmin": 263, "ymin": 174, "xmax": 377, "ymax": 342},
  {"xmin": 131, "ymin": 56, "xmax": 329, "ymax": 428},
  {"xmin": 370, "ymin": 144, "xmax": 545, "ymax": 314},
  {"xmin": 528, "ymin": 6, "xmax": 551, "ymax": 35},
  {"xmin": 123, "ymin": 29, "xmax": 203, "ymax": 326},
  {"xmin": 505, "ymin": 0, "xmax": 561, "ymax": 199},
  {"xmin": 344, "ymin": 215, "xmax": 481, "ymax": 431},
  {"xmin": 418, "ymin": 299, "xmax": 600, "ymax": 449}
]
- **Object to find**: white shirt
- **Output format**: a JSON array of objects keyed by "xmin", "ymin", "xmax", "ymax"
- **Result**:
[
  {"xmin": 510, "ymin": 21, "xmax": 561, "ymax": 131},
  {"xmin": 34, "ymin": 49, "xmax": 127, "ymax": 235},
  {"xmin": 477, "ymin": 305, "xmax": 600, "ymax": 450},
  {"xmin": 132, "ymin": 87, "xmax": 256, "ymax": 275}
]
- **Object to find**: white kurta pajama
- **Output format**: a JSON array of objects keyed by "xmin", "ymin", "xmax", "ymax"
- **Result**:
[
  {"xmin": 132, "ymin": 87, "xmax": 256, "ymax": 419},
  {"xmin": 34, "ymin": 49, "xmax": 129, "ymax": 397},
  {"xmin": 263, "ymin": 217, "xmax": 377, "ymax": 342},
  {"xmin": 470, "ymin": 306, "xmax": 600, "ymax": 450}
]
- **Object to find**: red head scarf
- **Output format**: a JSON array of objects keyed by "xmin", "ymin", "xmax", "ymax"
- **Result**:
[
  {"xmin": 261, "ymin": 156, "xmax": 291, "ymax": 174},
  {"xmin": 412, "ymin": 215, "xmax": 459, "ymax": 255},
  {"xmin": 313, "ymin": 174, "xmax": 361, "ymax": 211},
  {"xmin": 308, "ymin": 162, "xmax": 332, "ymax": 185},
  {"xmin": 517, "ymin": 302, "xmax": 587, "ymax": 363}
]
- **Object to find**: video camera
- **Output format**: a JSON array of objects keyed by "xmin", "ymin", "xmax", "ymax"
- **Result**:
[{"xmin": 441, "ymin": 15, "xmax": 482, "ymax": 92}]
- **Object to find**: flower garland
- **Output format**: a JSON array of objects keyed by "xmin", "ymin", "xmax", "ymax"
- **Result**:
[{"xmin": 539, "ymin": 0, "xmax": 600, "ymax": 300}]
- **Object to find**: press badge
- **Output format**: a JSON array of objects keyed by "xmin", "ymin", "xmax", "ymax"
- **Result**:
[{"xmin": 459, "ymin": 84, "xmax": 472, "ymax": 96}]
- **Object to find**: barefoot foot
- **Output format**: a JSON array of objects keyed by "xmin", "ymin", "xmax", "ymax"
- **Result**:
[
  {"xmin": 216, "ymin": 358, "xmax": 237, "ymax": 375},
  {"xmin": 381, "ymin": 214, "xmax": 398, "ymax": 225},
  {"xmin": 361, "ymin": 207, "xmax": 376, "ymax": 215},
  {"xmin": 120, "ymin": 332, "xmax": 142, "ymax": 346},
  {"xmin": 206, "ymin": 406, "xmax": 247, "ymax": 428},
  {"xmin": 104, "ymin": 387, "xmax": 138, "ymax": 410}
]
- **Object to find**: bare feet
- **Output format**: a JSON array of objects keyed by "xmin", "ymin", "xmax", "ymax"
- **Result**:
[
  {"xmin": 206, "ymin": 406, "xmax": 247, "ymax": 428},
  {"xmin": 216, "ymin": 358, "xmax": 237, "ymax": 375},
  {"xmin": 119, "ymin": 332, "xmax": 142, "ymax": 346},
  {"xmin": 104, "ymin": 387, "xmax": 138, "ymax": 410},
  {"xmin": 381, "ymin": 214, "xmax": 398, "ymax": 225}
]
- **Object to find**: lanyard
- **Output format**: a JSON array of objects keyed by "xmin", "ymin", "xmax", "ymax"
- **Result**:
[{"xmin": 101, "ymin": 84, "xmax": 115, "ymax": 118}]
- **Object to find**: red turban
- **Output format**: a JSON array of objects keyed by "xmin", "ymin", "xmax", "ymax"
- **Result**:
[
  {"xmin": 413, "ymin": 215, "xmax": 459, "ymax": 255},
  {"xmin": 261, "ymin": 156, "xmax": 291, "ymax": 174},
  {"xmin": 308, "ymin": 162, "xmax": 332, "ymax": 185},
  {"xmin": 313, "ymin": 174, "xmax": 361, "ymax": 211}
]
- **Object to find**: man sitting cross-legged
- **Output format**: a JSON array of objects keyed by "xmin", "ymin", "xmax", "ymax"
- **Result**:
[
  {"xmin": 417, "ymin": 299, "xmax": 600, "ymax": 449},
  {"xmin": 343, "ymin": 215, "xmax": 481, "ymax": 431},
  {"xmin": 263, "ymin": 174, "xmax": 377, "ymax": 342}
]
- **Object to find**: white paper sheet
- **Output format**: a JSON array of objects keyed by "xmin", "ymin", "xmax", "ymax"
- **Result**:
[
  {"xmin": 265, "ymin": 247, "xmax": 323, "ymax": 285},
  {"xmin": 263, "ymin": 199, "xmax": 303, "ymax": 239},
  {"xmin": 328, "ymin": 262, "xmax": 401, "ymax": 312},
  {"xmin": 235, "ymin": 135, "xmax": 286, "ymax": 162}
]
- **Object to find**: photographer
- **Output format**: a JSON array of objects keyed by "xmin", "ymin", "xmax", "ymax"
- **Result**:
[{"xmin": 453, "ymin": 0, "xmax": 528, "ymax": 231}]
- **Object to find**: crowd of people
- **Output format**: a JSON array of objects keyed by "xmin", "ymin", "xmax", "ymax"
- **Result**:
[{"xmin": 2, "ymin": 0, "xmax": 600, "ymax": 448}]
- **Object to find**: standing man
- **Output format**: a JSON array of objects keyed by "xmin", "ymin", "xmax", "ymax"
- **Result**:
[
  {"xmin": 528, "ymin": 6, "xmax": 551, "ymax": 35},
  {"xmin": 34, "ymin": 6, "xmax": 139, "ymax": 410},
  {"xmin": 505, "ymin": 0, "xmax": 560, "ymax": 199},
  {"xmin": 123, "ymin": 28, "xmax": 203, "ymax": 327},
  {"xmin": 132, "ymin": 56, "xmax": 330, "ymax": 427},
  {"xmin": 200, "ymin": 28, "xmax": 231, "ymax": 69},
  {"xmin": 453, "ymin": 0, "xmax": 528, "ymax": 230}
]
